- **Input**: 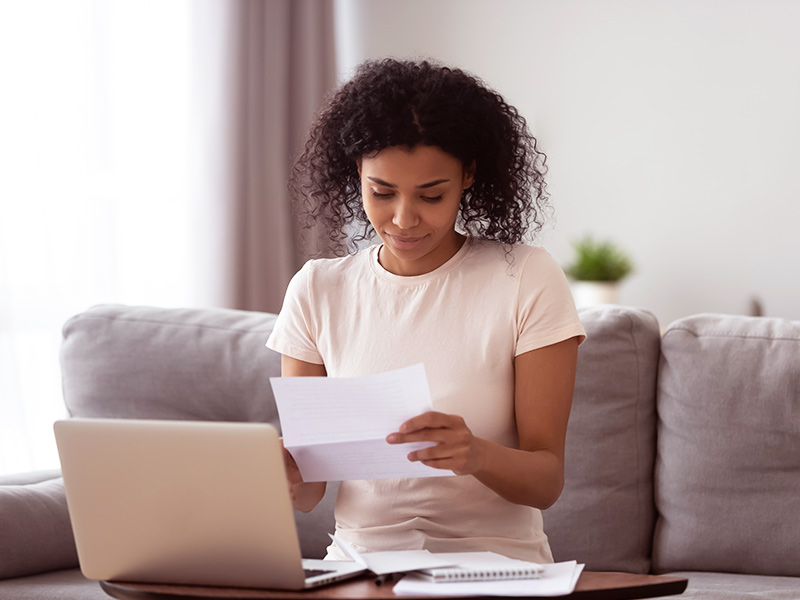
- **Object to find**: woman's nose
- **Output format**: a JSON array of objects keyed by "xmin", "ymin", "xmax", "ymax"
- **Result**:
[{"xmin": 392, "ymin": 198, "xmax": 420, "ymax": 229}]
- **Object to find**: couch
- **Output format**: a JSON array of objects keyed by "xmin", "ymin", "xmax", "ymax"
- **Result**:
[{"xmin": 1, "ymin": 304, "xmax": 798, "ymax": 599}]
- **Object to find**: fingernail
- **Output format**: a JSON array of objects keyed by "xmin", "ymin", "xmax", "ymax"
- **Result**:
[{"xmin": 386, "ymin": 434, "xmax": 397, "ymax": 443}]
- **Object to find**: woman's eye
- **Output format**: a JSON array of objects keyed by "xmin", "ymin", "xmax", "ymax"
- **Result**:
[
  {"xmin": 371, "ymin": 190, "xmax": 394, "ymax": 199},
  {"xmin": 421, "ymin": 195, "xmax": 443, "ymax": 203}
]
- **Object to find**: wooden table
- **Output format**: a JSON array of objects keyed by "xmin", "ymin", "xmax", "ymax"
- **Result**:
[{"xmin": 100, "ymin": 571, "xmax": 688, "ymax": 600}]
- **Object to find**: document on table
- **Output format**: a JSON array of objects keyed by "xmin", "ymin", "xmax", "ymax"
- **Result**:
[
  {"xmin": 333, "ymin": 533, "xmax": 582, "ymax": 596},
  {"xmin": 331, "ymin": 534, "xmax": 456, "ymax": 575},
  {"xmin": 270, "ymin": 363, "xmax": 454, "ymax": 482},
  {"xmin": 392, "ymin": 561, "xmax": 584, "ymax": 597}
]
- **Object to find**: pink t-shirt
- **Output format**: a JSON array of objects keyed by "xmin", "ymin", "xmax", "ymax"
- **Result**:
[{"xmin": 267, "ymin": 237, "xmax": 585, "ymax": 562}]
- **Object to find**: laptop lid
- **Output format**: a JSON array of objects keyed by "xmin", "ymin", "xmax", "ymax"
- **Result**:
[{"xmin": 54, "ymin": 418, "xmax": 356, "ymax": 590}]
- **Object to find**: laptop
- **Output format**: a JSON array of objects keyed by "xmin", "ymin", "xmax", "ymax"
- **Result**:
[{"xmin": 53, "ymin": 418, "xmax": 365, "ymax": 590}]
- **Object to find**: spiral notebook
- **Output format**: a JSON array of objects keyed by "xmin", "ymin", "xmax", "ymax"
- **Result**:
[
  {"xmin": 418, "ymin": 552, "xmax": 543, "ymax": 582},
  {"xmin": 394, "ymin": 561, "xmax": 583, "ymax": 596}
]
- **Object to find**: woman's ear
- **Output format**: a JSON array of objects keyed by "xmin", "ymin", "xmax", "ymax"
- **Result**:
[
  {"xmin": 356, "ymin": 158, "xmax": 362, "ymax": 178},
  {"xmin": 463, "ymin": 160, "xmax": 476, "ymax": 189}
]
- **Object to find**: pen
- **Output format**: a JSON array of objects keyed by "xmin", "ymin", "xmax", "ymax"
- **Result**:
[{"xmin": 374, "ymin": 572, "xmax": 404, "ymax": 586}]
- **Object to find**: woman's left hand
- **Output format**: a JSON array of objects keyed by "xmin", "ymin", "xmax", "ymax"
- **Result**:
[{"xmin": 386, "ymin": 411, "xmax": 486, "ymax": 475}]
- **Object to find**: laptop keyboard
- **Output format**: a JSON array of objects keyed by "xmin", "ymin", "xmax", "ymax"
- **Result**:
[{"xmin": 304, "ymin": 568, "xmax": 336, "ymax": 578}]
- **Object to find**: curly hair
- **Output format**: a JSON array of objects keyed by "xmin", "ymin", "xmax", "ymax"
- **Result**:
[{"xmin": 291, "ymin": 58, "xmax": 550, "ymax": 255}]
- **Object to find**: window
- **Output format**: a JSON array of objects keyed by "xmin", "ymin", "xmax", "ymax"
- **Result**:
[{"xmin": 0, "ymin": 0, "xmax": 220, "ymax": 475}]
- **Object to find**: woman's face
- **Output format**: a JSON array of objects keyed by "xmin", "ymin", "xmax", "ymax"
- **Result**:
[{"xmin": 359, "ymin": 145, "xmax": 474, "ymax": 276}]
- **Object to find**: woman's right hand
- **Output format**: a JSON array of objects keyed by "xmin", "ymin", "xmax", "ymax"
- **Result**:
[
  {"xmin": 281, "ymin": 441, "xmax": 327, "ymax": 512},
  {"xmin": 282, "ymin": 443, "xmax": 304, "ymax": 502}
]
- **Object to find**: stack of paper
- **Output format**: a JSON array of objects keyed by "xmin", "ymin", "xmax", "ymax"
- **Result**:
[
  {"xmin": 332, "ymin": 535, "xmax": 583, "ymax": 596},
  {"xmin": 393, "ymin": 561, "xmax": 584, "ymax": 596}
]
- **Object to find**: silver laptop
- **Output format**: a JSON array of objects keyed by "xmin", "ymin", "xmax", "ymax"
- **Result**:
[{"xmin": 53, "ymin": 418, "xmax": 365, "ymax": 590}]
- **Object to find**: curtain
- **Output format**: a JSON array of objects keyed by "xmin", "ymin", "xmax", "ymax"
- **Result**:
[{"xmin": 229, "ymin": 0, "xmax": 338, "ymax": 314}]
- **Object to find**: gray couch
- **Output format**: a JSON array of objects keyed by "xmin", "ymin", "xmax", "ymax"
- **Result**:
[{"xmin": 1, "ymin": 304, "xmax": 798, "ymax": 599}]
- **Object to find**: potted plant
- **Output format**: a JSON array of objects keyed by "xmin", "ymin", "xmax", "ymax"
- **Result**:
[{"xmin": 564, "ymin": 235, "xmax": 634, "ymax": 307}]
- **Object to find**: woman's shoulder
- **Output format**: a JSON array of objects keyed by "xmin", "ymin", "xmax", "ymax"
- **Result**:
[
  {"xmin": 467, "ymin": 238, "xmax": 559, "ymax": 272},
  {"xmin": 297, "ymin": 245, "xmax": 374, "ymax": 280}
]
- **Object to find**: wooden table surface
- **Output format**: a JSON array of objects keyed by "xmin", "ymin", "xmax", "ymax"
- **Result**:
[{"xmin": 101, "ymin": 571, "xmax": 688, "ymax": 600}]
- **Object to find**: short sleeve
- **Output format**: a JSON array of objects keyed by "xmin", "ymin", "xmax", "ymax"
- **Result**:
[
  {"xmin": 266, "ymin": 261, "xmax": 325, "ymax": 364},
  {"xmin": 515, "ymin": 248, "xmax": 586, "ymax": 356}
]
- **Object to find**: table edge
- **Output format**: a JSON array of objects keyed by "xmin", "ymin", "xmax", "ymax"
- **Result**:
[{"xmin": 100, "ymin": 571, "xmax": 689, "ymax": 600}]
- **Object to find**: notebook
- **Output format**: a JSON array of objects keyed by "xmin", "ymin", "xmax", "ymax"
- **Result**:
[
  {"xmin": 53, "ymin": 418, "xmax": 365, "ymax": 590},
  {"xmin": 334, "ymin": 534, "xmax": 545, "ymax": 582},
  {"xmin": 419, "ymin": 551, "xmax": 543, "ymax": 582}
]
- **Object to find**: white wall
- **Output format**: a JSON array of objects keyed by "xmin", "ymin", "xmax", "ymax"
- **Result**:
[{"xmin": 334, "ymin": 0, "xmax": 800, "ymax": 326}]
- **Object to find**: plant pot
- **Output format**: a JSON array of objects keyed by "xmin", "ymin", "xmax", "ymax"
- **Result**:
[{"xmin": 571, "ymin": 281, "xmax": 620, "ymax": 308}]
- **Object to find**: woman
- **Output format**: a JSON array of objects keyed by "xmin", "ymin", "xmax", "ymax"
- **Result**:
[{"xmin": 266, "ymin": 58, "xmax": 585, "ymax": 563}]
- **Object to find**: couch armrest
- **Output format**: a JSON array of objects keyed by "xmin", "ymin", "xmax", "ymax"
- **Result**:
[{"xmin": 0, "ymin": 470, "xmax": 79, "ymax": 580}]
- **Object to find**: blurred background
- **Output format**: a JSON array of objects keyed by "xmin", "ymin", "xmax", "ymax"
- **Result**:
[{"xmin": 2, "ymin": 0, "xmax": 799, "ymax": 475}]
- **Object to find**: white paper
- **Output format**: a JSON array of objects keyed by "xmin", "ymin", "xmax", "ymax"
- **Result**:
[
  {"xmin": 330, "ymin": 534, "xmax": 456, "ymax": 575},
  {"xmin": 271, "ymin": 364, "xmax": 454, "ymax": 481},
  {"xmin": 329, "ymin": 534, "xmax": 367, "ymax": 567},
  {"xmin": 393, "ymin": 561, "xmax": 584, "ymax": 597}
]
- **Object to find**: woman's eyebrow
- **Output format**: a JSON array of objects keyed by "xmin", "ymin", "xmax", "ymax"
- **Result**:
[
  {"xmin": 367, "ymin": 176, "xmax": 450, "ymax": 189},
  {"xmin": 367, "ymin": 176, "xmax": 397, "ymax": 188},
  {"xmin": 417, "ymin": 179, "xmax": 450, "ymax": 189}
]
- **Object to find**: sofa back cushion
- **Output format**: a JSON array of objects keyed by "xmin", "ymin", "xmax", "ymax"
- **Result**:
[
  {"xmin": 653, "ymin": 314, "xmax": 800, "ymax": 576},
  {"xmin": 61, "ymin": 304, "xmax": 282, "ymax": 424},
  {"xmin": 543, "ymin": 305, "xmax": 661, "ymax": 573}
]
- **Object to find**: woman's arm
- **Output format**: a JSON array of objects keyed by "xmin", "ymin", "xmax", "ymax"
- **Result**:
[
  {"xmin": 280, "ymin": 355, "xmax": 328, "ymax": 512},
  {"xmin": 386, "ymin": 336, "xmax": 580, "ymax": 509}
]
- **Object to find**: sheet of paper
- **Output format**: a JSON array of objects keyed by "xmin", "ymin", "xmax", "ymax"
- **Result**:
[
  {"xmin": 393, "ymin": 561, "xmax": 584, "ymax": 597},
  {"xmin": 271, "ymin": 364, "xmax": 454, "ymax": 481},
  {"xmin": 331, "ymin": 534, "xmax": 456, "ymax": 575}
]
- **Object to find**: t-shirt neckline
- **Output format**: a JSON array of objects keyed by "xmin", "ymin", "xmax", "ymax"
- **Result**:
[{"xmin": 369, "ymin": 236, "xmax": 474, "ymax": 284}]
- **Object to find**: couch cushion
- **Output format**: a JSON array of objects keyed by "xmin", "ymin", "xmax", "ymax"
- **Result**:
[
  {"xmin": 60, "ymin": 305, "xmax": 282, "ymax": 425},
  {"xmin": 653, "ymin": 314, "xmax": 800, "ymax": 576},
  {"xmin": 665, "ymin": 571, "xmax": 800, "ymax": 599},
  {"xmin": 543, "ymin": 305, "xmax": 661, "ymax": 573},
  {"xmin": 0, "ymin": 568, "xmax": 109, "ymax": 599},
  {"xmin": 0, "ymin": 474, "xmax": 78, "ymax": 580}
]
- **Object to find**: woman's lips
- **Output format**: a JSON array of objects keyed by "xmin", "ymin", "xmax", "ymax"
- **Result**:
[{"xmin": 386, "ymin": 234, "xmax": 427, "ymax": 250}]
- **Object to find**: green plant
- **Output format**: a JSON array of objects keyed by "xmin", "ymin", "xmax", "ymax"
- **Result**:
[{"xmin": 564, "ymin": 235, "xmax": 634, "ymax": 282}]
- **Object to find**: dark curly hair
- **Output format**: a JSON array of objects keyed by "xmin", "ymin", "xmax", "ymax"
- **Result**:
[{"xmin": 291, "ymin": 58, "xmax": 550, "ymax": 255}]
